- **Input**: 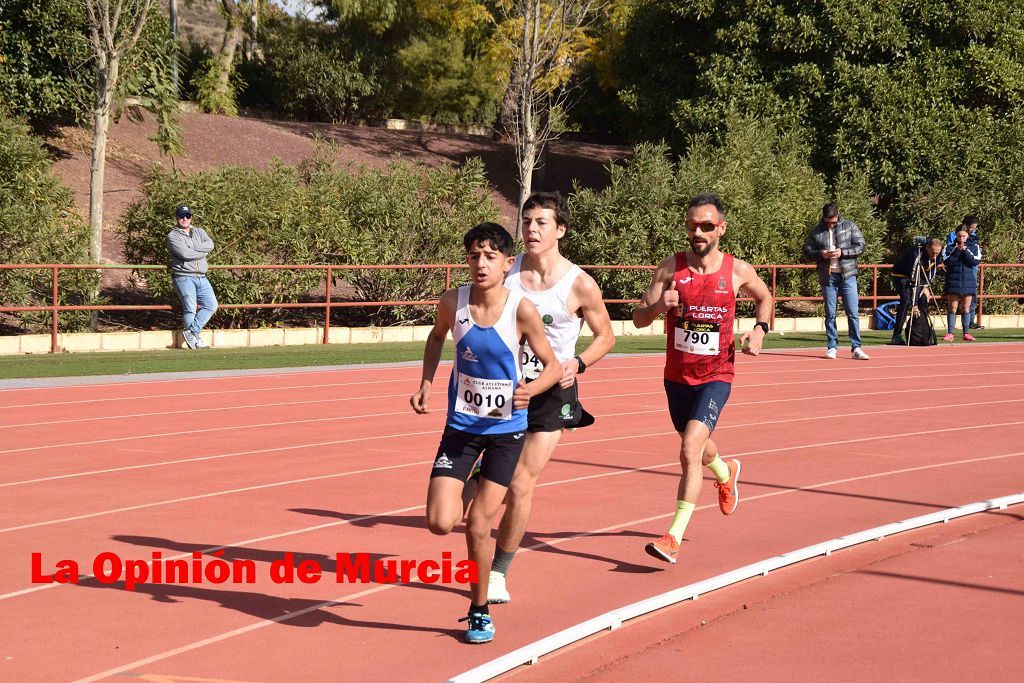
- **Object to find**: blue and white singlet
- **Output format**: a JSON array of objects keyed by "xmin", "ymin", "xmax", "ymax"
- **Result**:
[{"xmin": 446, "ymin": 285, "xmax": 527, "ymax": 434}]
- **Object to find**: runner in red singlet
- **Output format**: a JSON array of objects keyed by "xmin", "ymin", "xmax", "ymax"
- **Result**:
[{"xmin": 633, "ymin": 193, "xmax": 774, "ymax": 564}]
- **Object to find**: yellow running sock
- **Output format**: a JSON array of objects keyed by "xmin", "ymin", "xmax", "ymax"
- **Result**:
[
  {"xmin": 706, "ymin": 455, "xmax": 730, "ymax": 484},
  {"xmin": 668, "ymin": 500, "xmax": 695, "ymax": 542}
]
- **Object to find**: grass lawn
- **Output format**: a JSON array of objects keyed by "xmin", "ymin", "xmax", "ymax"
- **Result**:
[{"xmin": 2, "ymin": 328, "xmax": 1022, "ymax": 380}]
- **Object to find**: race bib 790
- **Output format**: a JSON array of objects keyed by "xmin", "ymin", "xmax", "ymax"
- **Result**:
[{"xmin": 674, "ymin": 320, "xmax": 721, "ymax": 356}]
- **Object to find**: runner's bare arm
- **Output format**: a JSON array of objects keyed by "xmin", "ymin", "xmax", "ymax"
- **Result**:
[
  {"xmin": 734, "ymin": 259, "xmax": 773, "ymax": 356},
  {"xmin": 410, "ymin": 288, "xmax": 456, "ymax": 413},
  {"xmin": 632, "ymin": 255, "xmax": 678, "ymax": 328},
  {"xmin": 564, "ymin": 273, "xmax": 615, "ymax": 387},
  {"xmin": 515, "ymin": 298, "xmax": 561, "ymax": 409}
]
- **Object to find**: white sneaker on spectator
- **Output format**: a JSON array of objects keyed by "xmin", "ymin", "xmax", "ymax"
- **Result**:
[
  {"xmin": 824, "ymin": 348, "xmax": 837, "ymax": 360},
  {"xmin": 182, "ymin": 330, "xmax": 197, "ymax": 349},
  {"xmin": 193, "ymin": 333, "xmax": 208, "ymax": 349},
  {"xmin": 852, "ymin": 347, "xmax": 870, "ymax": 360}
]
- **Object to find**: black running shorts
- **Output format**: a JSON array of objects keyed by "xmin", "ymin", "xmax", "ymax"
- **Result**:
[
  {"xmin": 525, "ymin": 379, "xmax": 595, "ymax": 433},
  {"xmin": 429, "ymin": 426, "xmax": 525, "ymax": 488}
]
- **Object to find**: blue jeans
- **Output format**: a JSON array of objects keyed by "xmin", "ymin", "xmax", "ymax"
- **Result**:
[
  {"xmin": 172, "ymin": 275, "xmax": 218, "ymax": 334},
  {"xmin": 822, "ymin": 272, "xmax": 862, "ymax": 350}
]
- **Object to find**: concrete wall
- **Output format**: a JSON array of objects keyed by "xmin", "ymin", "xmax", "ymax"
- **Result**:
[{"xmin": 2, "ymin": 315, "xmax": 1022, "ymax": 355}]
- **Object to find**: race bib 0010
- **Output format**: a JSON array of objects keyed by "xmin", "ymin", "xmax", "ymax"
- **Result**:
[
  {"xmin": 674, "ymin": 320, "xmax": 720, "ymax": 356},
  {"xmin": 454, "ymin": 373, "xmax": 514, "ymax": 421}
]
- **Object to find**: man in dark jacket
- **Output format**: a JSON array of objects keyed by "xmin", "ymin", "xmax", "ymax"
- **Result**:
[
  {"xmin": 167, "ymin": 205, "xmax": 217, "ymax": 349},
  {"xmin": 889, "ymin": 238, "xmax": 943, "ymax": 345},
  {"xmin": 802, "ymin": 203, "xmax": 869, "ymax": 360}
]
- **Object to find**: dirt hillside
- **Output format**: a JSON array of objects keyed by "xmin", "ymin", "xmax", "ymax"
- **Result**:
[{"xmin": 48, "ymin": 111, "xmax": 632, "ymax": 263}]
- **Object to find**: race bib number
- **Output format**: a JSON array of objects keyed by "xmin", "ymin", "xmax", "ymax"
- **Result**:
[
  {"xmin": 674, "ymin": 320, "xmax": 720, "ymax": 356},
  {"xmin": 454, "ymin": 373, "xmax": 514, "ymax": 421},
  {"xmin": 519, "ymin": 341, "xmax": 543, "ymax": 380}
]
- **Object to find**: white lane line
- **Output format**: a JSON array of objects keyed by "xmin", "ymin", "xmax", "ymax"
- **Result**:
[
  {"xmin": 4, "ymin": 419, "xmax": 1024, "ymax": 536},
  {"xmin": 68, "ymin": 450, "xmax": 1024, "ymax": 683},
  {"xmin": 7, "ymin": 367, "xmax": 1022, "ymax": 453},
  {"xmin": 5, "ymin": 386, "xmax": 1021, "ymax": 489},
  {"xmin": 0, "ymin": 410, "xmax": 419, "ymax": 455},
  {"xmin": 8, "ymin": 350, "xmax": 1024, "ymax": 410}
]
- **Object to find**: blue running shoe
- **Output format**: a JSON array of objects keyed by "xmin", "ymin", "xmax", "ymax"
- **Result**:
[{"xmin": 460, "ymin": 611, "xmax": 494, "ymax": 644}]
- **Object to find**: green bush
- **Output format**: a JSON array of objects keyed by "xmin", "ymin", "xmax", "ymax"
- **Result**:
[
  {"xmin": 0, "ymin": 112, "xmax": 97, "ymax": 332},
  {"xmin": 120, "ymin": 147, "xmax": 499, "ymax": 327},
  {"xmin": 238, "ymin": 17, "xmax": 378, "ymax": 122},
  {"xmin": 393, "ymin": 36, "xmax": 503, "ymax": 125},
  {"xmin": 565, "ymin": 115, "xmax": 886, "ymax": 317}
]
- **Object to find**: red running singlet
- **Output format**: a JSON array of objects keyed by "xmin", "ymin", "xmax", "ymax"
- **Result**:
[{"xmin": 665, "ymin": 252, "xmax": 736, "ymax": 385}]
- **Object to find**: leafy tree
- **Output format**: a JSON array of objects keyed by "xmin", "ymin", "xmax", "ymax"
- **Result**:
[
  {"xmin": 0, "ymin": 112, "xmax": 97, "ymax": 332},
  {"xmin": 565, "ymin": 115, "xmax": 884, "ymax": 317},
  {"xmin": 594, "ymin": 0, "xmax": 1024, "ymax": 204},
  {"xmin": 0, "ymin": 0, "xmax": 92, "ymax": 124}
]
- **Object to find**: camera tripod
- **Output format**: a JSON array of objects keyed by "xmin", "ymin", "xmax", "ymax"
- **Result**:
[{"xmin": 902, "ymin": 246, "xmax": 942, "ymax": 346}]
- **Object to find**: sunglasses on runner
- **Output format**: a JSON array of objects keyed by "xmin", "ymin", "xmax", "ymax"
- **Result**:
[{"xmin": 685, "ymin": 220, "xmax": 722, "ymax": 233}]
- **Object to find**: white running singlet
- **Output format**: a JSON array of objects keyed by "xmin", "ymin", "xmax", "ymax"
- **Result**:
[{"xmin": 505, "ymin": 255, "xmax": 583, "ymax": 379}]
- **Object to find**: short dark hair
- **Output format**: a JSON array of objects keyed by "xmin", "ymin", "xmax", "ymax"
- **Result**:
[
  {"xmin": 463, "ymin": 222, "xmax": 513, "ymax": 256},
  {"xmin": 687, "ymin": 193, "xmax": 725, "ymax": 216},
  {"xmin": 822, "ymin": 203, "xmax": 840, "ymax": 219},
  {"xmin": 521, "ymin": 191, "xmax": 569, "ymax": 228},
  {"xmin": 962, "ymin": 214, "xmax": 979, "ymax": 228}
]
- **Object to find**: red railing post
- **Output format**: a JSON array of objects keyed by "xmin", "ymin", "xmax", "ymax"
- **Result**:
[
  {"xmin": 445, "ymin": 265, "xmax": 451, "ymax": 290},
  {"xmin": 51, "ymin": 265, "xmax": 59, "ymax": 353},
  {"xmin": 871, "ymin": 265, "xmax": 878, "ymax": 313},
  {"xmin": 978, "ymin": 264, "xmax": 985, "ymax": 324},
  {"xmin": 770, "ymin": 266, "xmax": 777, "ymax": 330},
  {"xmin": 323, "ymin": 265, "xmax": 333, "ymax": 345}
]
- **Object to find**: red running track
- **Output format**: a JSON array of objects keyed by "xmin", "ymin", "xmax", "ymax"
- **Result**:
[{"xmin": 1, "ymin": 344, "xmax": 1022, "ymax": 681}]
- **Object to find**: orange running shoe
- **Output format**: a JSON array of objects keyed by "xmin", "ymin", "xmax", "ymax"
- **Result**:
[
  {"xmin": 714, "ymin": 459, "xmax": 741, "ymax": 515},
  {"xmin": 645, "ymin": 533, "xmax": 680, "ymax": 564}
]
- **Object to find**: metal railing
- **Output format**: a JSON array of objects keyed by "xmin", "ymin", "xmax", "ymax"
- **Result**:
[{"xmin": 2, "ymin": 262, "xmax": 1021, "ymax": 353}]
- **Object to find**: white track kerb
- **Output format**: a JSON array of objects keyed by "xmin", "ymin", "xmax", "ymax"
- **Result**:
[{"xmin": 448, "ymin": 493, "xmax": 1024, "ymax": 683}]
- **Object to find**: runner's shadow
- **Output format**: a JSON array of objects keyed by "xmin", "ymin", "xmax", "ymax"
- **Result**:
[
  {"xmin": 72, "ymin": 580, "xmax": 464, "ymax": 639},
  {"xmin": 290, "ymin": 509, "xmax": 662, "ymax": 574},
  {"xmin": 111, "ymin": 535, "xmax": 465, "ymax": 597}
]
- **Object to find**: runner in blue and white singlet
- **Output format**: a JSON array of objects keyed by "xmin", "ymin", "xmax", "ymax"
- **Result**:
[
  {"xmin": 446, "ymin": 285, "xmax": 528, "ymax": 434},
  {"xmin": 410, "ymin": 222, "xmax": 562, "ymax": 644}
]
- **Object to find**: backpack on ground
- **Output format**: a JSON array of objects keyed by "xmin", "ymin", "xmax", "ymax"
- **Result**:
[{"xmin": 908, "ymin": 311, "xmax": 937, "ymax": 346}]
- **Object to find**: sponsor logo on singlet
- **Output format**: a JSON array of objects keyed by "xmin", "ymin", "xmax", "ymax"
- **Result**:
[{"xmin": 460, "ymin": 347, "xmax": 479, "ymax": 363}]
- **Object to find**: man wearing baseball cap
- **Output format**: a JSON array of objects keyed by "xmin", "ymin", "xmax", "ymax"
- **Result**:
[{"xmin": 167, "ymin": 205, "xmax": 217, "ymax": 349}]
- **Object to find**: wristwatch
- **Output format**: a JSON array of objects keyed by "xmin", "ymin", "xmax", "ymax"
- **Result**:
[
  {"xmin": 753, "ymin": 322, "xmax": 770, "ymax": 334},
  {"xmin": 574, "ymin": 355, "xmax": 587, "ymax": 374}
]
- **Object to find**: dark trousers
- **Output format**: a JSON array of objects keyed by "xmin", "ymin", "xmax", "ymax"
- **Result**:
[{"xmin": 892, "ymin": 277, "xmax": 921, "ymax": 340}]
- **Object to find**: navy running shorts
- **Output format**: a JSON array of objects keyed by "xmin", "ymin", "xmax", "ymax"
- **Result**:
[
  {"xmin": 429, "ymin": 426, "xmax": 525, "ymax": 488},
  {"xmin": 663, "ymin": 379, "xmax": 732, "ymax": 434}
]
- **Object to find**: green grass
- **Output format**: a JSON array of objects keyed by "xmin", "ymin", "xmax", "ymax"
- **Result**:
[{"xmin": 2, "ymin": 328, "xmax": 1023, "ymax": 380}]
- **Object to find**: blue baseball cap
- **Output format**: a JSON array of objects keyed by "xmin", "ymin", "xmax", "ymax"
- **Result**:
[{"xmin": 175, "ymin": 205, "xmax": 192, "ymax": 218}]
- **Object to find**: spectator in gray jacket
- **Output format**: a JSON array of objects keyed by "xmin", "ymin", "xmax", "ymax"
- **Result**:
[
  {"xmin": 167, "ymin": 205, "xmax": 217, "ymax": 349},
  {"xmin": 802, "ymin": 203, "xmax": 869, "ymax": 360}
]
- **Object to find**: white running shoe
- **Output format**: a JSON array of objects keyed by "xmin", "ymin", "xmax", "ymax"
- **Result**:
[
  {"xmin": 487, "ymin": 570, "xmax": 510, "ymax": 604},
  {"xmin": 193, "ymin": 333, "xmax": 208, "ymax": 349},
  {"xmin": 852, "ymin": 347, "xmax": 870, "ymax": 360},
  {"xmin": 824, "ymin": 347, "xmax": 837, "ymax": 360}
]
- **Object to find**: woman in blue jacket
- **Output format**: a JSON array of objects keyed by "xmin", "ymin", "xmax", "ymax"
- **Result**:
[{"xmin": 941, "ymin": 227, "xmax": 982, "ymax": 341}]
